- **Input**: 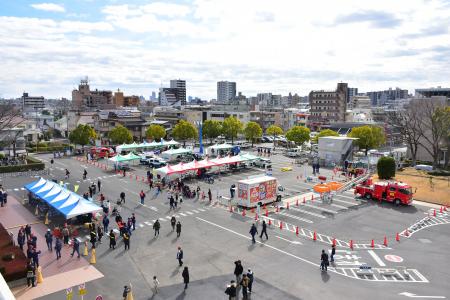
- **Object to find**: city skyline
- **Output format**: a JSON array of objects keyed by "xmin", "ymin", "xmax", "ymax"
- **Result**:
[{"xmin": 0, "ymin": 0, "xmax": 449, "ymax": 99}]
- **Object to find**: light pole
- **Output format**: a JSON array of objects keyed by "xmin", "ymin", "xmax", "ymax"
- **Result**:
[{"xmin": 195, "ymin": 120, "xmax": 204, "ymax": 154}]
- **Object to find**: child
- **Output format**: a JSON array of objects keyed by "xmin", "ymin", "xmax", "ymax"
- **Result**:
[{"xmin": 153, "ymin": 276, "xmax": 160, "ymax": 294}]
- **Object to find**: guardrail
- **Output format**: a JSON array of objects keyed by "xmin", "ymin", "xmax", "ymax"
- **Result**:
[{"xmin": 0, "ymin": 168, "xmax": 50, "ymax": 178}]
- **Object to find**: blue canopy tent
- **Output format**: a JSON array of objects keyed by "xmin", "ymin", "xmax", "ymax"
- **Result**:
[{"xmin": 24, "ymin": 178, "xmax": 102, "ymax": 219}]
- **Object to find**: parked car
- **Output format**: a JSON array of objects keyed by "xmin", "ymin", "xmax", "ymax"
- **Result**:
[
  {"xmin": 252, "ymin": 158, "xmax": 272, "ymax": 168},
  {"xmin": 142, "ymin": 158, "xmax": 167, "ymax": 168}
]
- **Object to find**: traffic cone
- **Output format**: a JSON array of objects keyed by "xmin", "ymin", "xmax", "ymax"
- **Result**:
[
  {"xmin": 142, "ymin": 177, "xmax": 145, "ymax": 182},
  {"xmin": 36, "ymin": 266, "xmax": 44, "ymax": 283},
  {"xmin": 349, "ymin": 240, "xmax": 353, "ymax": 250},
  {"xmin": 297, "ymin": 175, "xmax": 299, "ymax": 180},
  {"xmin": 287, "ymin": 202, "xmax": 290, "ymax": 210},
  {"xmin": 242, "ymin": 209, "xmax": 246, "ymax": 217},
  {"xmin": 404, "ymin": 229, "xmax": 409, "ymax": 237},
  {"xmin": 279, "ymin": 221, "xmax": 283, "ymax": 230},
  {"xmin": 83, "ymin": 241, "xmax": 88, "ymax": 256},
  {"xmin": 35, "ymin": 206, "xmax": 38, "ymax": 216},
  {"xmin": 332, "ymin": 238, "xmax": 336, "ymax": 247},
  {"xmin": 444, "ymin": 206, "xmax": 448, "ymax": 211},
  {"xmin": 440, "ymin": 206, "xmax": 443, "ymax": 213},
  {"xmin": 433, "ymin": 209, "xmax": 436, "ymax": 217},
  {"xmin": 313, "ymin": 231, "xmax": 317, "ymax": 241},
  {"xmin": 296, "ymin": 199, "xmax": 299, "ymax": 207},
  {"xmin": 303, "ymin": 197, "xmax": 306, "ymax": 204},
  {"xmin": 44, "ymin": 212, "xmax": 49, "ymax": 225},
  {"xmin": 383, "ymin": 236, "xmax": 388, "ymax": 247},
  {"xmin": 90, "ymin": 248, "xmax": 96, "ymax": 264},
  {"xmin": 311, "ymin": 195, "xmax": 314, "ymax": 201},
  {"xmin": 371, "ymin": 239, "xmax": 374, "ymax": 248},
  {"xmin": 296, "ymin": 226, "xmax": 299, "ymax": 235},
  {"xmin": 263, "ymin": 204, "xmax": 266, "ymax": 210},
  {"xmin": 251, "ymin": 207, "xmax": 255, "ymax": 214},
  {"xmin": 255, "ymin": 213, "xmax": 258, "ymax": 221},
  {"xmin": 396, "ymin": 233, "xmax": 400, "ymax": 242},
  {"xmin": 268, "ymin": 219, "xmax": 272, "ymax": 226},
  {"xmin": 265, "ymin": 209, "xmax": 268, "ymax": 217},
  {"xmin": 229, "ymin": 205, "xmax": 233, "ymax": 213},
  {"xmin": 276, "ymin": 206, "xmax": 279, "ymax": 213}
]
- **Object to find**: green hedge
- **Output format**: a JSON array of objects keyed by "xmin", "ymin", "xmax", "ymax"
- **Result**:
[{"xmin": 0, "ymin": 157, "xmax": 45, "ymax": 173}]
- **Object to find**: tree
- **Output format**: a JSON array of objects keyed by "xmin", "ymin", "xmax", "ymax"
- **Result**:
[
  {"xmin": 146, "ymin": 124, "xmax": 166, "ymax": 142},
  {"xmin": 348, "ymin": 125, "xmax": 385, "ymax": 156},
  {"xmin": 0, "ymin": 104, "xmax": 24, "ymax": 157},
  {"xmin": 172, "ymin": 120, "xmax": 198, "ymax": 147},
  {"xmin": 266, "ymin": 125, "xmax": 283, "ymax": 149},
  {"xmin": 387, "ymin": 105, "xmax": 423, "ymax": 166},
  {"xmin": 415, "ymin": 100, "xmax": 450, "ymax": 168},
  {"xmin": 377, "ymin": 156, "xmax": 396, "ymax": 179},
  {"xmin": 244, "ymin": 121, "xmax": 263, "ymax": 147},
  {"xmin": 202, "ymin": 120, "xmax": 222, "ymax": 144},
  {"xmin": 222, "ymin": 116, "xmax": 243, "ymax": 145},
  {"xmin": 286, "ymin": 126, "xmax": 310, "ymax": 146},
  {"xmin": 312, "ymin": 129, "xmax": 339, "ymax": 143},
  {"xmin": 69, "ymin": 124, "xmax": 96, "ymax": 147},
  {"xmin": 108, "ymin": 124, "xmax": 133, "ymax": 144}
]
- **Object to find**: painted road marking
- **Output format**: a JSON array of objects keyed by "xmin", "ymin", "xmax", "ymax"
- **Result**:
[
  {"xmin": 186, "ymin": 211, "xmax": 194, "ymax": 215},
  {"xmin": 333, "ymin": 198, "xmax": 359, "ymax": 206},
  {"xmin": 276, "ymin": 236, "xmax": 302, "ymax": 245},
  {"xmin": 14, "ymin": 188, "xmax": 19, "ymax": 191},
  {"xmin": 331, "ymin": 203, "xmax": 348, "ymax": 210},
  {"xmin": 399, "ymin": 292, "xmax": 446, "ymax": 298},
  {"xmin": 368, "ymin": 250, "xmax": 386, "ymax": 267},
  {"xmin": 302, "ymin": 203, "xmax": 338, "ymax": 214},
  {"xmin": 179, "ymin": 213, "xmax": 187, "ymax": 216},
  {"xmin": 139, "ymin": 224, "xmax": 144, "ymax": 228},
  {"xmin": 165, "ymin": 216, "xmax": 172, "ymax": 220},
  {"xmin": 289, "ymin": 207, "xmax": 326, "ymax": 218},
  {"xmin": 385, "ymin": 254, "xmax": 403, "ymax": 263},
  {"xmin": 144, "ymin": 221, "xmax": 152, "ymax": 226},
  {"xmin": 278, "ymin": 212, "xmax": 313, "ymax": 224},
  {"xmin": 197, "ymin": 217, "xmax": 427, "ymax": 282},
  {"xmin": 192, "ymin": 210, "xmax": 199, "ymax": 213},
  {"xmin": 198, "ymin": 208, "xmax": 206, "ymax": 212}
]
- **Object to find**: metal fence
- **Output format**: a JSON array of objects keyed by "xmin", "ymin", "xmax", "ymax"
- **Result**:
[{"xmin": 0, "ymin": 168, "xmax": 49, "ymax": 178}]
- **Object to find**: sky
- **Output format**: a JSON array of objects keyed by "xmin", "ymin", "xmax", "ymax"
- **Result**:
[{"xmin": 0, "ymin": 0, "xmax": 450, "ymax": 100}]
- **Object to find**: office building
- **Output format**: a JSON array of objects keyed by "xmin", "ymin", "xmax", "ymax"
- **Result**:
[
  {"xmin": 308, "ymin": 83, "xmax": 348, "ymax": 127},
  {"xmin": 366, "ymin": 87, "xmax": 408, "ymax": 106},
  {"xmin": 21, "ymin": 92, "xmax": 45, "ymax": 113},
  {"xmin": 72, "ymin": 79, "xmax": 114, "ymax": 110},
  {"xmin": 113, "ymin": 90, "xmax": 140, "ymax": 107},
  {"xmin": 347, "ymin": 87, "xmax": 358, "ymax": 103},
  {"xmin": 217, "ymin": 81, "xmax": 236, "ymax": 103},
  {"xmin": 170, "ymin": 79, "xmax": 186, "ymax": 105},
  {"xmin": 415, "ymin": 87, "xmax": 450, "ymax": 98}
]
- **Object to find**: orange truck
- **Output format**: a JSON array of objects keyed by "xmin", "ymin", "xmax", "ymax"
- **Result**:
[{"xmin": 354, "ymin": 178, "xmax": 413, "ymax": 206}]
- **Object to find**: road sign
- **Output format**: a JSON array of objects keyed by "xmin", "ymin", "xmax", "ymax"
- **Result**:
[
  {"xmin": 385, "ymin": 254, "xmax": 403, "ymax": 263},
  {"xmin": 78, "ymin": 283, "xmax": 87, "ymax": 296},
  {"xmin": 95, "ymin": 295, "xmax": 103, "ymax": 300},
  {"xmin": 66, "ymin": 287, "xmax": 73, "ymax": 300}
]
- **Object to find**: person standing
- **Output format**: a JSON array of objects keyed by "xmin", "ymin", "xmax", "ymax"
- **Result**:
[
  {"xmin": 169, "ymin": 196, "xmax": 175, "ymax": 210},
  {"xmin": 120, "ymin": 191, "xmax": 126, "ymax": 204},
  {"xmin": 122, "ymin": 286, "xmax": 130, "ymax": 300},
  {"xmin": 123, "ymin": 232, "xmax": 130, "ymax": 250},
  {"xmin": 45, "ymin": 229, "xmax": 53, "ymax": 251},
  {"xmin": 240, "ymin": 274, "xmax": 249, "ymax": 300},
  {"xmin": 71, "ymin": 238, "xmax": 80, "ymax": 258},
  {"xmin": 26, "ymin": 261, "xmax": 36, "ymax": 287},
  {"xmin": 25, "ymin": 224, "xmax": 32, "ymax": 240},
  {"xmin": 131, "ymin": 213, "xmax": 136, "ymax": 231},
  {"xmin": 171, "ymin": 216, "xmax": 176, "ymax": 231},
  {"xmin": 320, "ymin": 249, "xmax": 329, "ymax": 271},
  {"xmin": 330, "ymin": 244, "xmax": 336, "ymax": 263},
  {"xmin": 97, "ymin": 226, "xmax": 103, "ymax": 244},
  {"xmin": 97, "ymin": 179, "xmax": 101, "ymax": 192},
  {"xmin": 176, "ymin": 221, "xmax": 182, "ymax": 238},
  {"xmin": 182, "ymin": 266, "xmax": 189, "ymax": 290},
  {"xmin": 103, "ymin": 215, "xmax": 109, "ymax": 233},
  {"xmin": 234, "ymin": 260, "xmax": 243, "ymax": 284},
  {"xmin": 249, "ymin": 224, "xmax": 258, "ymax": 244},
  {"xmin": 55, "ymin": 237, "xmax": 62, "ymax": 260},
  {"xmin": 177, "ymin": 246, "xmax": 184, "ymax": 266},
  {"xmin": 225, "ymin": 280, "xmax": 237, "ymax": 300},
  {"xmin": 153, "ymin": 219, "xmax": 160, "ymax": 237},
  {"xmin": 83, "ymin": 169, "xmax": 87, "ymax": 180},
  {"xmin": 90, "ymin": 228, "xmax": 97, "ymax": 249},
  {"xmin": 109, "ymin": 230, "xmax": 116, "ymax": 249},
  {"xmin": 260, "ymin": 220, "xmax": 268, "ymax": 240},
  {"xmin": 62, "ymin": 226, "xmax": 69, "ymax": 245},
  {"xmin": 153, "ymin": 276, "xmax": 160, "ymax": 294},
  {"xmin": 208, "ymin": 188, "xmax": 212, "ymax": 202},
  {"xmin": 31, "ymin": 248, "xmax": 41, "ymax": 268},
  {"xmin": 139, "ymin": 190, "xmax": 146, "ymax": 205},
  {"xmin": 17, "ymin": 228, "xmax": 25, "ymax": 250},
  {"xmin": 246, "ymin": 269, "xmax": 254, "ymax": 294}
]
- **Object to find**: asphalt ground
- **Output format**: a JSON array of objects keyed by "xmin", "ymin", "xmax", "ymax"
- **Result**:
[{"xmin": 1, "ymin": 149, "xmax": 449, "ymax": 300}]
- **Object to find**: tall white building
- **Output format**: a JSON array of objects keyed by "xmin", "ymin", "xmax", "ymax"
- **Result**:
[
  {"xmin": 170, "ymin": 79, "xmax": 186, "ymax": 105},
  {"xmin": 21, "ymin": 92, "xmax": 45, "ymax": 112},
  {"xmin": 217, "ymin": 81, "xmax": 236, "ymax": 103}
]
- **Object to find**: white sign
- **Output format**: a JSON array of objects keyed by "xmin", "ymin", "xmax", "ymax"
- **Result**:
[{"xmin": 385, "ymin": 254, "xmax": 403, "ymax": 263}]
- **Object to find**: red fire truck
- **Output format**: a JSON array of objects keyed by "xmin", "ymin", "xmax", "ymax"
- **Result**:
[
  {"xmin": 90, "ymin": 147, "xmax": 116, "ymax": 159},
  {"xmin": 354, "ymin": 178, "xmax": 414, "ymax": 206}
]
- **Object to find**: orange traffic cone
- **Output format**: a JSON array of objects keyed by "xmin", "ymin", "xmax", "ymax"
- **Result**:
[
  {"xmin": 279, "ymin": 222, "xmax": 283, "ymax": 230},
  {"xmin": 276, "ymin": 206, "xmax": 279, "ymax": 213},
  {"xmin": 251, "ymin": 207, "xmax": 255, "ymax": 214},
  {"xmin": 313, "ymin": 231, "xmax": 317, "ymax": 241},
  {"xmin": 242, "ymin": 209, "xmax": 246, "ymax": 217},
  {"xmin": 303, "ymin": 197, "xmax": 306, "ymax": 204},
  {"xmin": 311, "ymin": 195, "xmax": 314, "ymax": 201},
  {"xmin": 286, "ymin": 202, "xmax": 290, "ymax": 210},
  {"xmin": 383, "ymin": 236, "xmax": 388, "ymax": 247},
  {"xmin": 349, "ymin": 240, "xmax": 353, "ymax": 250},
  {"xmin": 371, "ymin": 239, "xmax": 375, "ymax": 248},
  {"xmin": 440, "ymin": 206, "xmax": 443, "ymax": 213},
  {"xmin": 332, "ymin": 238, "xmax": 336, "ymax": 247},
  {"xmin": 396, "ymin": 233, "xmax": 400, "ymax": 242},
  {"xmin": 268, "ymin": 219, "xmax": 272, "ymax": 226},
  {"xmin": 255, "ymin": 213, "xmax": 258, "ymax": 221},
  {"xmin": 444, "ymin": 206, "xmax": 448, "ymax": 211},
  {"xmin": 296, "ymin": 226, "xmax": 299, "ymax": 235},
  {"xmin": 296, "ymin": 199, "xmax": 299, "ymax": 207},
  {"xmin": 433, "ymin": 209, "xmax": 436, "ymax": 217},
  {"xmin": 229, "ymin": 205, "xmax": 233, "ymax": 213},
  {"xmin": 263, "ymin": 204, "xmax": 266, "ymax": 210},
  {"xmin": 265, "ymin": 210, "xmax": 268, "ymax": 217}
]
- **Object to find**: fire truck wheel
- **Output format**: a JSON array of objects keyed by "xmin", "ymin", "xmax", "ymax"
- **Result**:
[
  {"xmin": 394, "ymin": 199, "xmax": 401, "ymax": 206},
  {"xmin": 365, "ymin": 193, "xmax": 371, "ymax": 200}
]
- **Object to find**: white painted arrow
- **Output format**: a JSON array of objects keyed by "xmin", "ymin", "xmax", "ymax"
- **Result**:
[
  {"xmin": 276, "ymin": 236, "xmax": 302, "ymax": 245},
  {"xmin": 399, "ymin": 292, "xmax": 446, "ymax": 298}
]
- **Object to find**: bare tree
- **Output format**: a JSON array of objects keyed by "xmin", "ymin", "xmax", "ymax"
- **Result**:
[
  {"xmin": 0, "ymin": 104, "xmax": 24, "ymax": 157},
  {"xmin": 387, "ymin": 104, "xmax": 423, "ymax": 166}
]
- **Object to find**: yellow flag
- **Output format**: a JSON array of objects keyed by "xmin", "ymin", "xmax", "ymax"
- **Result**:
[{"xmin": 74, "ymin": 185, "xmax": 79, "ymax": 193}]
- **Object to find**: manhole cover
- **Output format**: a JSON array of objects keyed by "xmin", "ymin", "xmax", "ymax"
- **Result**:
[{"xmin": 418, "ymin": 238, "xmax": 432, "ymax": 244}]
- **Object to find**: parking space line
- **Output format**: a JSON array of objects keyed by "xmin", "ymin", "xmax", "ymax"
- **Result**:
[
  {"xmin": 288, "ymin": 207, "xmax": 326, "ymax": 219},
  {"xmin": 179, "ymin": 213, "xmax": 187, "ymax": 216},
  {"xmin": 332, "ymin": 198, "xmax": 359, "ymax": 206},
  {"xmin": 367, "ymin": 250, "xmax": 386, "ymax": 267},
  {"xmin": 276, "ymin": 212, "xmax": 314, "ymax": 224},
  {"xmin": 331, "ymin": 203, "xmax": 348, "ymax": 210},
  {"xmin": 186, "ymin": 211, "xmax": 194, "ymax": 215},
  {"xmin": 302, "ymin": 203, "xmax": 338, "ymax": 214}
]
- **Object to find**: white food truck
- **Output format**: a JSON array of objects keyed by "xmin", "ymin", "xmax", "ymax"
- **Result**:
[{"xmin": 237, "ymin": 175, "xmax": 280, "ymax": 208}]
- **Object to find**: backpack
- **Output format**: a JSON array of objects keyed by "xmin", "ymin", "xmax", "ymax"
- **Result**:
[{"xmin": 225, "ymin": 287, "xmax": 231, "ymax": 295}]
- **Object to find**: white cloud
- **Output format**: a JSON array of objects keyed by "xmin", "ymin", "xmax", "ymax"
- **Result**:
[{"xmin": 30, "ymin": 3, "xmax": 66, "ymax": 13}]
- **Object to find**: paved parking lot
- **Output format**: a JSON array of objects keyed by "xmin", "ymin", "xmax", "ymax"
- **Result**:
[{"xmin": 2, "ymin": 148, "xmax": 449, "ymax": 299}]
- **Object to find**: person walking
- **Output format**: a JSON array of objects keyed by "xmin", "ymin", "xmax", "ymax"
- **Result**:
[
  {"xmin": 182, "ymin": 266, "xmax": 189, "ymax": 290},
  {"xmin": 225, "ymin": 280, "xmax": 237, "ymax": 300},
  {"xmin": 176, "ymin": 221, "xmax": 182, "ymax": 238},
  {"xmin": 247, "ymin": 269, "xmax": 254, "ymax": 294},
  {"xmin": 131, "ymin": 213, "xmax": 136, "ymax": 231},
  {"xmin": 120, "ymin": 191, "xmax": 126, "ymax": 204},
  {"xmin": 97, "ymin": 226, "xmax": 103, "ymax": 244},
  {"xmin": 109, "ymin": 230, "xmax": 116, "ymax": 249},
  {"xmin": 260, "ymin": 220, "xmax": 268, "ymax": 240},
  {"xmin": 97, "ymin": 179, "xmax": 101, "ymax": 192},
  {"xmin": 45, "ymin": 229, "xmax": 53, "ymax": 251},
  {"xmin": 139, "ymin": 190, "xmax": 146, "ymax": 205},
  {"xmin": 177, "ymin": 246, "xmax": 184, "ymax": 266},
  {"xmin": 103, "ymin": 215, "xmax": 109, "ymax": 233},
  {"xmin": 171, "ymin": 216, "xmax": 176, "ymax": 231},
  {"xmin": 330, "ymin": 244, "xmax": 336, "ymax": 262},
  {"xmin": 320, "ymin": 249, "xmax": 329, "ymax": 271},
  {"xmin": 153, "ymin": 219, "xmax": 160, "ymax": 237},
  {"xmin": 234, "ymin": 260, "xmax": 243, "ymax": 284},
  {"xmin": 123, "ymin": 232, "xmax": 130, "ymax": 250},
  {"xmin": 55, "ymin": 237, "xmax": 62, "ymax": 260},
  {"xmin": 65, "ymin": 169, "xmax": 70, "ymax": 179},
  {"xmin": 169, "ymin": 196, "xmax": 175, "ymax": 210},
  {"xmin": 71, "ymin": 238, "xmax": 80, "ymax": 258},
  {"xmin": 208, "ymin": 188, "xmax": 212, "ymax": 202},
  {"xmin": 240, "ymin": 273, "xmax": 249, "ymax": 300},
  {"xmin": 152, "ymin": 276, "xmax": 160, "ymax": 294},
  {"xmin": 83, "ymin": 169, "xmax": 87, "ymax": 180},
  {"xmin": 249, "ymin": 223, "xmax": 258, "ymax": 244}
]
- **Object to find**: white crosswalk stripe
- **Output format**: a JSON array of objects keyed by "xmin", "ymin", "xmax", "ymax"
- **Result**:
[
  {"xmin": 179, "ymin": 213, "xmax": 187, "ymax": 216},
  {"xmin": 186, "ymin": 211, "xmax": 194, "ymax": 215}
]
